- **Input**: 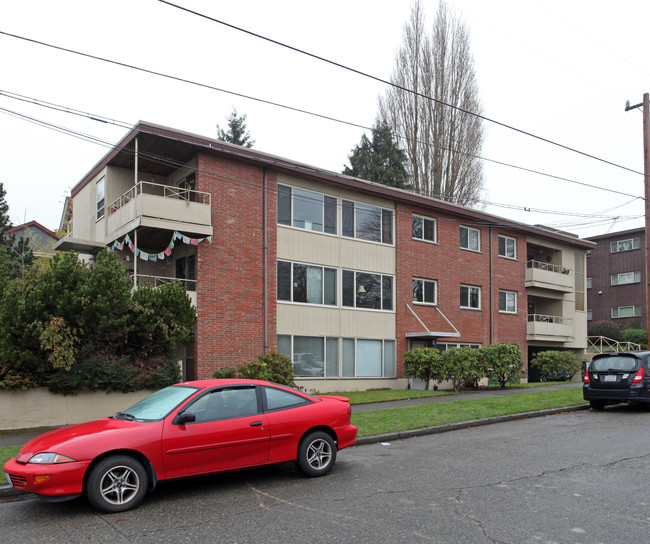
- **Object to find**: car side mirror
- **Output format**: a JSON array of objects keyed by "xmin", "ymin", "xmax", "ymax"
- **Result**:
[{"xmin": 173, "ymin": 411, "xmax": 196, "ymax": 425}]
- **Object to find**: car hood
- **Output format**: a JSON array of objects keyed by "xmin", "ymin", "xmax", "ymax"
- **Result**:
[{"xmin": 16, "ymin": 418, "xmax": 160, "ymax": 463}]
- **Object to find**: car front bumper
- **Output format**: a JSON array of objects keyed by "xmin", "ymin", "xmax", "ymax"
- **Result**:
[{"xmin": 4, "ymin": 457, "xmax": 90, "ymax": 499}]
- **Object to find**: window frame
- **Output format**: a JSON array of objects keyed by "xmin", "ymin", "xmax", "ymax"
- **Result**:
[
  {"xmin": 96, "ymin": 177, "xmax": 105, "ymax": 221},
  {"xmin": 497, "ymin": 234, "xmax": 517, "ymax": 260},
  {"xmin": 611, "ymin": 305, "xmax": 641, "ymax": 319},
  {"xmin": 610, "ymin": 271, "xmax": 641, "ymax": 286},
  {"xmin": 277, "ymin": 184, "xmax": 337, "ymax": 235},
  {"xmin": 342, "ymin": 269, "xmax": 394, "ymax": 311},
  {"xmin": 277, "ymin": 260, "xmax": 337, "ymax": 306},
  {"xmin": 342, "ymin": 199, "xmax": 393, "ymax": 245},
  {"xmin": 412, "ymin": 214, "xmax": 437, "ymax": 243},
  {"xmin": 412, "ymin": 278, "xmax": 437, "ymax": 305},
  {"xmin": 460, "ymin": 225, "xmax": 481, "ymax": 252},
  {"xmin": 610, "ymin": 238, "xmax": 640, "ymax": 253},
  {"xmin": 460, "ymin": 284, "xmax": 481, "ymax": 310},
  {"xmin": 498, "ymin": 289, "xmax": 517, "ymax": 314}
]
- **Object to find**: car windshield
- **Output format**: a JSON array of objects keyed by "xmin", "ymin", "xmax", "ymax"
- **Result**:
[
  {"xmin": 590, "ymin": 355, "xmax": 640, "ymax": 372},
  {"xmin": 116, "ymin": 385, "xmax": 200, "ymax": 421}
]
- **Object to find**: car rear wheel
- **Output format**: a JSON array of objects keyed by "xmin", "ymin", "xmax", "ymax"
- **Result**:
[
  {"xmin": 296, "ymin": 431, "xmax": 336, "ymax": 477},
  {"xmin": 589, "ymin": 400, "xmax": 607, "ymax": 410},
  {"xmin": 86, "ymin": 455, "xmax": 148, "ymax": 513}
]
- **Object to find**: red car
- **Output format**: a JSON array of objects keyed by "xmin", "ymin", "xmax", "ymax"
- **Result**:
[{"xmin": 4, "ymin": 379, "xmax": 357, "ymax": 512}]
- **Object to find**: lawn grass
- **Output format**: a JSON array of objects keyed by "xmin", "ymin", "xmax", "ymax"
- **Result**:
[
  {"xmin": 351, "ymin": 388, "xmax": 585, "ymax": 438},
  {"xmin": 0, "ymin": 445, "xmax": 21, "ymax": 486}
]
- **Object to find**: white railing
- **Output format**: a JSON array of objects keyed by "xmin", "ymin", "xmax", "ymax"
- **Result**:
[
  {"xmin": 526, "ymin": 260, "xmax": 571, "ymax": 276},
  {"xmin": 587, "ymin": 336, "xmax": 641, "ymax": 353},
  {"xmin": 108, "ymin": 181, "xmax": 210, "ymax": 215},
  {"xmin": 131, "ymin": 273, "xmax": 197, "ymax": 292},
  {"xmin": 527, "ymin": 314, "xmax": 572, "ymax": 325}
]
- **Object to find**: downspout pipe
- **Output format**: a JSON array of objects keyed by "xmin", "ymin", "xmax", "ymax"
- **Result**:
[{"xmin": 263, "ymin": 167, "xmax": 269, "ymax": 353}]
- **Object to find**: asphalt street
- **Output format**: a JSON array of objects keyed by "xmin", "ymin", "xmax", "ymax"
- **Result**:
[{"xmin": 2, "ymin": 401, "xmax": 647, "ymax": 544}]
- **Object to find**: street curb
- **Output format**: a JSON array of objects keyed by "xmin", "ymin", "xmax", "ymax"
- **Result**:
[
  {"xmin": 0, "ymin": 403, "xmax": 590, "ymax": 500},
  {"xmin": 353, "ymin": 404, "xmax": 590, "ymax": 446}
]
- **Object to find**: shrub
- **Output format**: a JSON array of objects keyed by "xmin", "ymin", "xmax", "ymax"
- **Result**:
[
  {"xmin": 620, "ymin": 328, "xmax": 647, "ymax": 347},
  {"xmin": 588, "ymin": 320, "xmax": 620, "ymax": 340},
  {"xmin": 480, "ymin": 344, "xmax": 524, "ymax": 389},
  {"xmin": 530, "ymin": 350, "xmax": 581, "ymax": 382},
  {"xmin": 403, "ymin": 348, "xmax": 445, "ymax": 390},
  {"xmin": 212, "ymin": 351, "xmax": 295, "ymax": 387},
  {"xmin": 441, "ymin": 347, "xmax": 483, "ymax": 391}
]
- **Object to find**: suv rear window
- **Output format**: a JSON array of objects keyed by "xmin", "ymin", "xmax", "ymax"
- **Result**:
[{"xmin": 590, "ymin": 355, "xmax": 640, "ymax": 372}]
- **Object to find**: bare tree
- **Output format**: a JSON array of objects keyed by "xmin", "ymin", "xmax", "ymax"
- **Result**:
[{"xmin": 379, "ymin": 0, "xmax": 484, "ymax": 207}]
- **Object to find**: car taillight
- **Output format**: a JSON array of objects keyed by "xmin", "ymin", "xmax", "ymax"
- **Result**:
[
  {"xmin": 633, "ymin": 367, "xmax": 644, "ymax": 383},
  {"xmin": 584, "ymin": 369, "xmax": 590, "ymax": 384}
]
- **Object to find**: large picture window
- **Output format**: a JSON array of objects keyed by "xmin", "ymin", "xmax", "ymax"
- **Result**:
[
  {"xmin": 610, "ymin": 238, "xmax": 640, "ymax": 253},
  {"xmin": 277, "ymin": 335, "xmax": 339, "ymax": 378},
  {"xmin": 277, "ymin": 260, "xmax": 337, "ymax": 305},
  {"xmin": 342, "ymin": 338, "xmax": 396, "ymax": 378},
  {"xmin": 342, "ymin": 200, "xmax": 393, "ymax": 244},
  {"xmin": 342, "ymin": 270, "xmax": 393, "ymax": 310},
  {"xmin": 277, "ymin": 184, "xmax": 336, "ymax": 234}
]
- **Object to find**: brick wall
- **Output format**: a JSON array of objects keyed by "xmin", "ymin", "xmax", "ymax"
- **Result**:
[
  {"xmin": 194, "ymin": 153, "xmax": 277, "ymax": 379},
  {"xmin": 396, "ymin": 203, "xmax": 528, "ymax": 375}
]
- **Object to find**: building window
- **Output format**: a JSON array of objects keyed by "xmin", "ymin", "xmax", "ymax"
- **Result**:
[
  {"xmin": 587, "ymin": 277, "xmax": 592, "ymax": 289},
  {"xmin": 413, "ymin": 278, "xmax": 437, "ymax": 305},
  {"xmin": 460, "ymin": 226, "xmax": 480, "ymax": 252},
  {"xmin": 342, "ymin": 270, "xmax": 393, "ymax": 310},
  {"xmin": 610, "ymin": 238, "xmax": 640, "ymax": 253},
  {"xmin": 498, "ymin": 235, "xmax": 516, "ymax": 259},
  {"xmin": 342, "ymin": 338, "xmax": 396, "ymax": 378},
  {"xmin": 277, "ymin": 261, "xmax": 337, "ymax": 305},
  {"xmin": 460, "ymin": 284, "xmax": 481, "ymax": 310},
  {"xmin": 342, "ymin": 200, "xmax": 393, "ymax": 244},
  {"xmin": 96, "ymin": 177, "xmax": 105, "ymax": 220},
  {"xmin": 586, "ymin": 249, "xmax": 592, "ymax": 257},
  {"xmin": 587, "ymin": 309, "xmax": 593, "ymax": 320},
  {"xmin": 175, "ymin": 255, "xmax": 196, "ymax": 291},
  {"xmin": 611, "ymin": 271, "xmax": 641, "ymax": 286},
  {"xmin": 498, "ymin": 290, "xmax": 517, "ymax": 314},
  {"xmin": 412, "ymin": 215, "xmax": 437, "ymax": 243},
  {"xmin": 611, "ymin": 306, "xmax": 641, "ymax": 319},
  {"xmin": 277, "ymin": 184, "xmax": 337, "ymax": 234},
  {"xmin": 438, "ymin": 343, "xmax": 481, "ymax": 351}
]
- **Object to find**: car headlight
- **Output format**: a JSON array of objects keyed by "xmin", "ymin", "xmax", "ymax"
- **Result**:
[{"xmin": 28, "ymin": 452, "xmax": 77, "ymax": 464}]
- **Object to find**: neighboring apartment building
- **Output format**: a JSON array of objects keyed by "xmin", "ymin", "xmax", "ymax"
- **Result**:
[
  {"xmin": 586, "ymin": 228, "xmax": 646, "ymax": 331},
  {"xmin": 56, "ymin": 122, "xmax": 593, "ymax": 391}
]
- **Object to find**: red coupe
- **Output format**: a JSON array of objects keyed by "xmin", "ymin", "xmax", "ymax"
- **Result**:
[{"xmin": 4, "ymin": 379, "xmax": 357, "ymax": 512}]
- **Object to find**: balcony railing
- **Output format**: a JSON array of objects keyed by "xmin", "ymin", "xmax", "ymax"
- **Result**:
[
  {"xmin": 108, "ymin": 181, "xmax": 210, "ymax": 215},
  {"xmin": 130, "ymin": 273, "xmax": 197, "ymax": 307},
  {"xmin": 587, "ymin": 336, "xmax": 641, "ymax": 353},
  {"xmin": 525, "ymin": 260, "xmax": 573, "ymax": 292},
  {"xmin": 527, "ymin": 313, "xmax": 573, "ymax": 339}
]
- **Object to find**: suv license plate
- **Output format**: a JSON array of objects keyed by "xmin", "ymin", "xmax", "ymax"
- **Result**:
[{"xmin": 603, "ymin": 375, "xmax": 617, "ymax": 382}]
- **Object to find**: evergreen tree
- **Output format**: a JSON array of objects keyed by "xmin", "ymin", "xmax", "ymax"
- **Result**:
[
  {"xmin": 216, "ymin": 109, "xmax": 255, "ymax": 148},
  {"xmin": 343, "ymin": 120, "xmax": 410, "ymax": 189}
]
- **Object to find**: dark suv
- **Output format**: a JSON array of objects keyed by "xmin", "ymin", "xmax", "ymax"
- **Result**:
[{"xmin": 583, "ymin": 351, "xmax": 650, "ymax": 410}]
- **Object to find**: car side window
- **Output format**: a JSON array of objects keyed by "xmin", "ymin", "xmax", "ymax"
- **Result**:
[
  {"xmin": 264, "ymin": 386, "xmax": 310, "ymax": 411},
  {"xmin": 187, "ymin": 387, "xmax": 259, "ymax": 422}
]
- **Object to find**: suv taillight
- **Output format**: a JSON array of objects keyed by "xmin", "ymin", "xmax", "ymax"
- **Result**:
[
  {"xmin": 633, "ymin": 367, "xmax": 645, "ymax": 383},
  {"xmin": 584, "ymin": 369, "xmax": 590, "ymax": 384}
]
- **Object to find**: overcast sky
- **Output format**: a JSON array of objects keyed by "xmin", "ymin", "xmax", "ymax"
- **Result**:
[{"xmin": 1, "ymin": 0, "xmax": 648, "ymax": 239}]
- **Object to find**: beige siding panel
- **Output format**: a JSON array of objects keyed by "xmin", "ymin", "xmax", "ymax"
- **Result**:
[{"xmin": 277, "ymin": 304, "xmax": 395, "ymax": 339}]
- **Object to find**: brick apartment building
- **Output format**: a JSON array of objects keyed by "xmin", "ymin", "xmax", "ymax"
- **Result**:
[
  {"xmin": 57, "ymin": 122, "xmax": 593, "ymax": 391},
  {"xmin": 586, "ymin": 227, "xmax": 646, "ymax": 331}
]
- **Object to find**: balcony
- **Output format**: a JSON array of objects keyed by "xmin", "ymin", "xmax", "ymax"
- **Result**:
[
  {"xmin": 525, "ymin": 260, "xmax": 573, "ymax": 293},
  {"xmin": 526, "ymin": 314, "xmax": 573, "ymax": 341},
  {"xmin": 107, "ymin": 181, "xmax": 213, "ymax": 242},
  {"xmin": 131, "ymin": 273, "xmax": 197, "ymax": 307}
]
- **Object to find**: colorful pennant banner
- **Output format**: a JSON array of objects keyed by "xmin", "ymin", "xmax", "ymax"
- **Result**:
[{"xmin": 107, "ymin": 231, "xmax": 211, "ymax": 262}]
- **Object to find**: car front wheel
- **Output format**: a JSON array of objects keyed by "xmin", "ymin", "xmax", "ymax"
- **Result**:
[
  {"xmin": 296, "ymin": 431, "xmax": 336, "ymax": 477},
  {"xmin": 86, "ymin": 455, "xmax": 148, "ymax": 513}
]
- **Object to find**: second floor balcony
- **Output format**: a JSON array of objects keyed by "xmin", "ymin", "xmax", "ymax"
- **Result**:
[
  {"xmin": 526, "ymin": 313, "xmax": 573, "ymax": 340},
  {"xmin": 107, "ymin": 181, "xmax": 213, "ymax": 242},
  {"xmin": 525, "ymin": 260, "xmax": 573, "ymax": 293}
]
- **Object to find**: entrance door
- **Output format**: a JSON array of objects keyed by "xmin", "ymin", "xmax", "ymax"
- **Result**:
[{"xmin": 410, "ymin": 340, "xmax": 430, "ymax": 390}]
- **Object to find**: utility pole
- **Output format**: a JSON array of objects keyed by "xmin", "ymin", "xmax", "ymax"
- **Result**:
[{"xmin": 625, "ymin": 93, "xmax": 650, "ymax": 342}]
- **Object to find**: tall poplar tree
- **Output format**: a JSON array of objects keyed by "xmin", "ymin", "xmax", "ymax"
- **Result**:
[{"xmin": 379, "ymin": 0, "xmax": 484, "ymax": 206}]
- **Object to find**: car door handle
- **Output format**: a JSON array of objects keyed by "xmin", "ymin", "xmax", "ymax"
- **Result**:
[{"xmin": 250, "ymin": 421, "xmax": 263, "ymax": 427}]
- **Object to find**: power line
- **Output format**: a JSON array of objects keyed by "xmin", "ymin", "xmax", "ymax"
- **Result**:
[{"xmin": 157, "ymin": 0, "xmax": 644, "ymax": 178}]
